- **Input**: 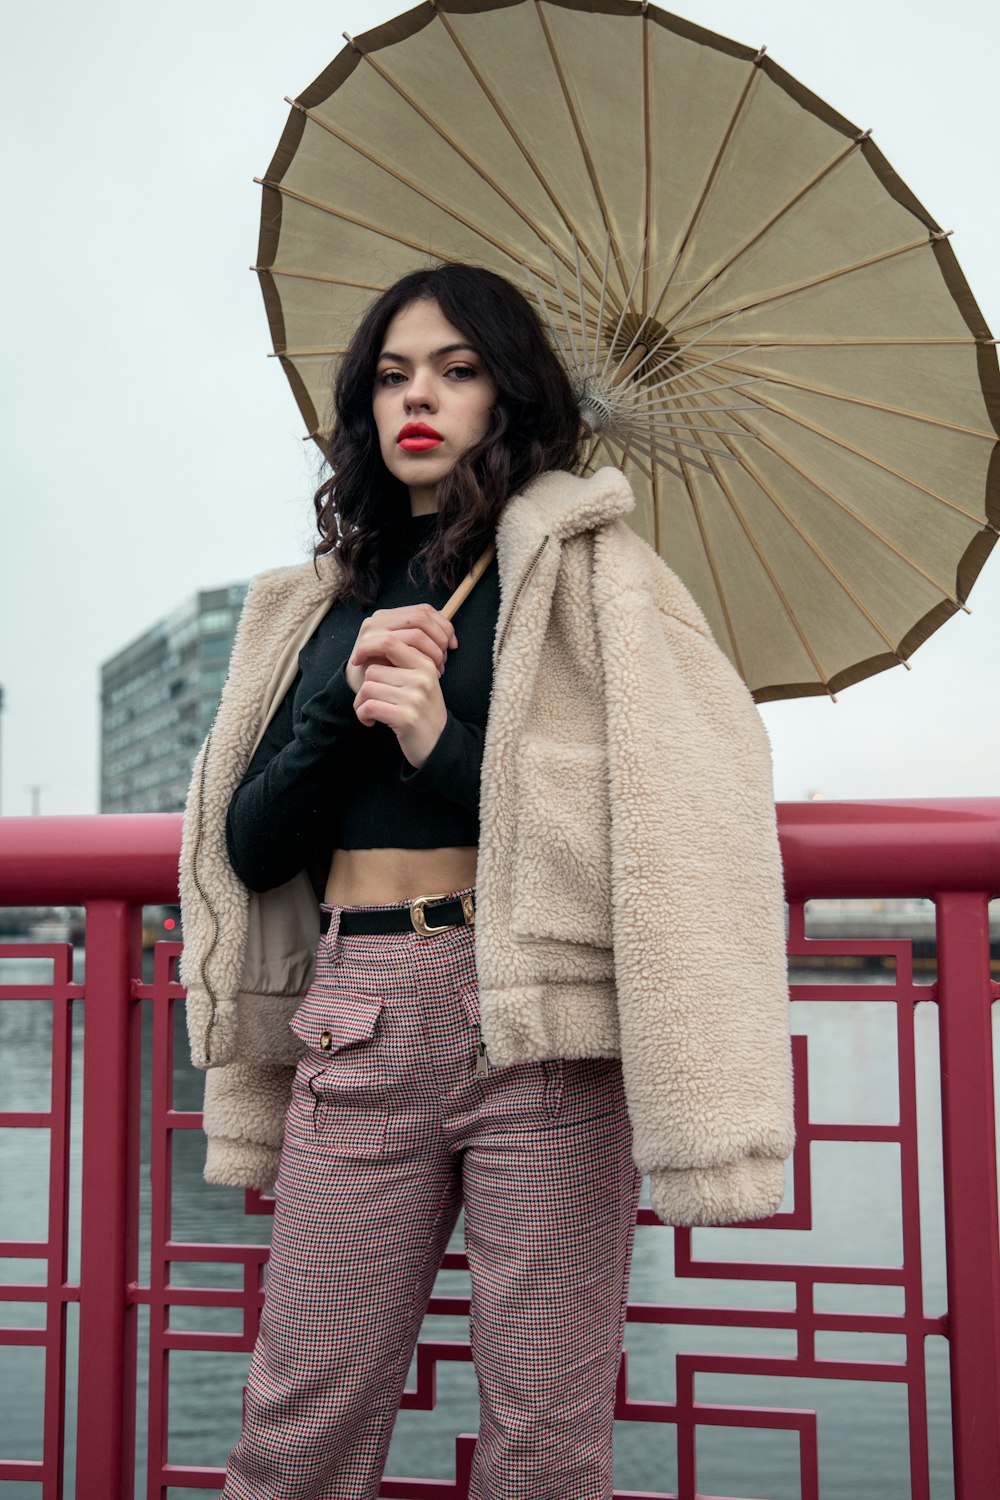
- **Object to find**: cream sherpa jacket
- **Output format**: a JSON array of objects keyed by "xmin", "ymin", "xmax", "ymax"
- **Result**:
[{"xmin": 179, "ymin": 467, "xmax": 794, "ymax": 1227}]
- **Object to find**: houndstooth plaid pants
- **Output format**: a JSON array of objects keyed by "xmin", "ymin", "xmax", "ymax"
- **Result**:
[{"xmin": 222, "ymin": 887, "xmax": 642, "ymax": 1500}]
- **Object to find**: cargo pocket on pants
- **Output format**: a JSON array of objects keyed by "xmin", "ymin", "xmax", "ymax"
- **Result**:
[{"xmin": 290, "ymin": 991, "xmax": 390, "ymax": 1157}]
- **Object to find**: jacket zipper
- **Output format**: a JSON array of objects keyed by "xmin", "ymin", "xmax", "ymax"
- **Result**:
[
  {"xmin": 190, "ymin": 724, "xmax": 224, "ymax": 1063},
  {"xmin": 194, "ymin": 591, "xmax": 331, "ymax": 1062},
  {"xmin": 496, "ymin": 534, "xmax": 549, "ymax": 660},
  {"xmin": 476, "ymin": 1029, "xmax": 491, "ymax": 1076}
]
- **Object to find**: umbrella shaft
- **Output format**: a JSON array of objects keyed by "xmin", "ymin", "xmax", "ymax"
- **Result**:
[{"xmin": 612, "ymin": 343, "xmax": 649, "ymax": 387}]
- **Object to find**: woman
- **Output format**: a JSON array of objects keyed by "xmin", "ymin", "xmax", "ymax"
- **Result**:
[{"xmin": 180, "ymin": 263, "xmax": 794, "ymax": 1499}]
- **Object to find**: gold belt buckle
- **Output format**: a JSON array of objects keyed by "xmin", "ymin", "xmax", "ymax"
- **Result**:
[{"xmin": 409, "ymin": 890, "xmax": 476, "ymax": 937}]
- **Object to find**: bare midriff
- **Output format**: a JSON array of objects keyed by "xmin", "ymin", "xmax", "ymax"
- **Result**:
[{"xmin": 324, "ymin": 846, "xmax": 479, "ymax": 905}]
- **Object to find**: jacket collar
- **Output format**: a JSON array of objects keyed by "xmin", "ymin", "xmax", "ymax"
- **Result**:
[
  {"xmin": 497, "ymin": 466, "xmax": 636, "ymax": 547},
  {"xmin": 251, "ymin": 466, "xmax": 636, "ymax": 624},
  {"xmin": 489, "ymin": 467, "xmax": 636, "ymax": 662}
]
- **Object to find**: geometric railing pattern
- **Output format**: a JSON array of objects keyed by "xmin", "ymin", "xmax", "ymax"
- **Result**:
[{"xmin": 1, "ymin": 805, "xmax": 998, "ymax": 1498}]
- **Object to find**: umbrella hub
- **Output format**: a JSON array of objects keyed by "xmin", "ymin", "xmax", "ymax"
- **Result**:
[{"xmin": 577, "ymin": 309, "xmax": 679, "ymax": 437}]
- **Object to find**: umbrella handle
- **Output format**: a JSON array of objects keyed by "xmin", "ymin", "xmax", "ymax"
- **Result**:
[{"xmin": 441, "ymin": 542, "xmax": 496, "ymax": 621}]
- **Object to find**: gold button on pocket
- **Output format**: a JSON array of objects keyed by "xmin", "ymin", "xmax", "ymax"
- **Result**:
[{"xmin": 319, "ymin": 1030, "xmax": 333, "ymax": 1051}]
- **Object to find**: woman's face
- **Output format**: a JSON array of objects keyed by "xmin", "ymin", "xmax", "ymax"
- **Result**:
[{"xmin": 372, "ymin": 298, "xmax": 497, "ymax": 514}]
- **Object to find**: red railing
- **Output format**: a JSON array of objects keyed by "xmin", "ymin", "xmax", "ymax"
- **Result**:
[{"xmin": 1, "ymin": 804, "xmax": 998, "ymax": 1499}]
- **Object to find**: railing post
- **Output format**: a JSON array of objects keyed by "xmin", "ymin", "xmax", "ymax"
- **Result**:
[
  {"xmin": 934, "ymin": 890, "xmax": 1000, "ymax": 1497},
  {"xmin": 75, "ymin": 899, "xmax": 140, "ymax": 1500}
]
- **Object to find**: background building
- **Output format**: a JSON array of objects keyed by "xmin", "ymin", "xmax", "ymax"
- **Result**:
[{"xmin": 100, "ymin": 583, "xmax": 247, "ymax": 813}]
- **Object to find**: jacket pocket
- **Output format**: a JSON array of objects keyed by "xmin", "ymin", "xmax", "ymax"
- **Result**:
[{"xmin": 510, "ymin": 738, "xmax": 612, "ymax": 948}]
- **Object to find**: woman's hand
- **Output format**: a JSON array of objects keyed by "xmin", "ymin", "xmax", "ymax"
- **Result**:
[
  {"xmin": 351, "ymin": 633, "xmax": 449, "ymax": 770},
  {"xmin": 344, "ymin": 604, "xmax": 457, "ymax": 695}
]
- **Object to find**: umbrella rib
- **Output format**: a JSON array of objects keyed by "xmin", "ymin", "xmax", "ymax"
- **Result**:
[
  {"xmin": 670, "ymin": 448, "xmax": 747, "ymax": 676},
  {"xmin": 695, "ymin": 356, "xmax": 999, "ymax": 442},
  {"xmin": 593, "ymin": 235, "xmax": 613, "ymax": 377},
  {"xmin": 641, "ymin": 5, "xmax": 653, "ymax": 312},
  {"xmin": 691, "ymin": 379, "xmax": 969, "ymax": 608},
  {"xmin": 519, "ymin": 285, "xmax": 605, "ymax": 350},
  {"xmin": 637, "ymin": 343, "xmax": 763, "ymax": 398},
  {"xmin": 700, "ymin": 372, "xmax": 996, "ymax": 530},
  {"xmin": 605, "ymin": 431, "xmax": 685, "ymax": 483},
  {"xmin": 571, "ymin": 237, "xmax": 593, "ymax": 371},
  {"xmin": 621, "ymin": 304, "xmax": 748, "ymax": 386},
  {"xmin": 644, "ymin": 375, "xmax": 766, "ymax": 406},
  {"xmin": 642, "ymin": 400, "xmax": 762, "ymax": 417},
  {"xmin": 532, "ymin": 0, "xmax": 628, "ymax": 297},
  {"xmin": 674, "ymin": 234, "xmax": 939, "ymax": 334},
  {"xmin": 254, "ymin": 177, "xmax": 483, "ymax": 272},
  {"xmin": 643, "ymin": 431, "xmax": 721, "ymax": 477},
  {"xmin": 546, "ymin": 242, "xmax": 586, "ymax": 373},
  {"xmin": 659, "ymin": 132, "xmax": 868, "ymax": 328},
  {"xmin": 689, "ymin": 336, "xmax": 991, "ymax": 348},
  {"xmin": 647, "ymin": 416, "xmax": 752, "ymax": 442},
  {"xmin": 255, "ymin": 177, "xmax": 581, "ymax": 320},
  {"xmin": 276, "ymin": 105, "xmax": 590, "ymax": 299},
  {"xmin": 686, "ymin": 437, "xmax": 836, "ymax": 692},
  {"xmin": 650, "ymin": 437, "xmax": 661, "ymax": 555},
  {"xmin": 254, "ymin": 266, "xmax": 389, "ymax": 293},
  {"xmin": 267, "ymin": 347, "xmax": 348, "ymax": 358},
  {"xmin": 581, "ymin": 435, "xmax": 602, "ymax": 474},
  {"xmin": 598, "ymin": 254, "xmax": 649, "ymax": 382},
  {"xmin": 649, "ymin": 51, "xmax": 765, "ymax": 324},
  {"xmin": 673, "ymin": 376, "xmax": 918, "ymax": 658},
  {"xmin": 522, "ymin": 263, "xmax": 577, "ymax": 368},
  {"xmin": 341, "ymin": 38, "xmax": 602, "ymax": 301},
  {"xmin": 431, "ymin": 10, "xmax": 609, "ymax": 293}
]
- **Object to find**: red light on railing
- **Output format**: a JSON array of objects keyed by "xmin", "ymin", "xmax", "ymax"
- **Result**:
[{"xmin": 163, "ymin": 918, "xmax": 176, "ymax": 931}]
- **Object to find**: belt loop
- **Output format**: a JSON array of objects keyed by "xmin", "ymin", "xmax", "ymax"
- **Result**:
[{"xmin": 323, "ymin": 905, "xmax": 342, "ymax": 962}]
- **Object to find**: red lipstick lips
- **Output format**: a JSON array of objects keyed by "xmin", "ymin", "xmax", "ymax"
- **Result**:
[{"xmin": 398, "ymin": 421, "xmax": 443, "ymax": 452}]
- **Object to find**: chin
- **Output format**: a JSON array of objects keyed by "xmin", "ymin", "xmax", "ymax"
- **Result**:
[{"xmin": 388, "ymin": 456, "xmax": 450, "ymax": 489}]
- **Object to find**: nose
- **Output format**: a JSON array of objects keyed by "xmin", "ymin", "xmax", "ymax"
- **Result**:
[{"xmin": 404, "ymin": 366, "xmax": 437, "ymax": 413}]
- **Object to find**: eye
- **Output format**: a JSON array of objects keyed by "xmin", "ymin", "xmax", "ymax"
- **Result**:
[
  {"xmin": 446, "ymin": 364, "xmax": 478, "ymax": 381},
  {"xmin": 376, "ymin": 369, "xmax": 406, "ymax": 387}
]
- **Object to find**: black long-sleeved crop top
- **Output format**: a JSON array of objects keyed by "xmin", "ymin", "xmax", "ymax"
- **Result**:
[{"xmin": 225, "ymin": 512, "xmax": 500, "ymax": 892}]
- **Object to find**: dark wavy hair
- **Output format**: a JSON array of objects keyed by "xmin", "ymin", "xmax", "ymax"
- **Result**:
[{"xmin": 313, "ymin": 263, "xmax": 583, "ymax": 604}]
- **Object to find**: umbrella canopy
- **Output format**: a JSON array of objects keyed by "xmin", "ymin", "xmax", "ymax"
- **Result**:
[{"xmin": 254, "ymin": 0, "xmax": 999, "ymax": 702}]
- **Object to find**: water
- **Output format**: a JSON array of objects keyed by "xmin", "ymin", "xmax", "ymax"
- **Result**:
[{"xmin": 0, "ymin": 945, "xmax": 974, "ymax": 1499}]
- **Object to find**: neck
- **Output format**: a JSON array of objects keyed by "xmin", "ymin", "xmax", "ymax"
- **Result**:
[{"xmin": 408, "ymin": 483, "xmax": 438, "ymax": 517}]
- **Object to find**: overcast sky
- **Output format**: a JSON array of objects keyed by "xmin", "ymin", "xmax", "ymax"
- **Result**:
[{"xmin": 3, "ymin": 0, "xmax": 998, "ymax": 816}]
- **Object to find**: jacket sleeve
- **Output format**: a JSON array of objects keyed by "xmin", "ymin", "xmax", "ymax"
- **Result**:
[
  {"xmin": 596, "ymin": 529, "xmax": 794, "ymax": 1227},
  {"xmin": 201, "ymin": 1060, "xmax": 295, "ymax": 1194}
]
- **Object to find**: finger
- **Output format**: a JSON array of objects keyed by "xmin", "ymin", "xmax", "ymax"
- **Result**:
[
  {"xmin": 355, "ymin": 622, "xmax": 447, "ymax": 663},
  {"xmin": 354, "ymin": 694, "xmax": 416, "ymax": 731},
  {"xmin": 373, "ymin": 634, "xmax": 438, "ymax": 671},
  {"xmin": 355, "ymin": 697, "xmax": 393, "ymax": 729},
  {"xmin": 391, "ymin": 604, "xmax": 458, "ymax": 653},
  {"xmin": 355, "ymin": 678, "xmax": 440, "ymax": 719},
  {"xmin": 357, "ymin": 664, "xmax": 421, "ymax": 687},
  {"xmin": 369, "ymin": 605, "xmax": 457, "ymax": 653},
  {"xmin": 353, "ymin": 629, "xmax": 446, "ymax": 674}
]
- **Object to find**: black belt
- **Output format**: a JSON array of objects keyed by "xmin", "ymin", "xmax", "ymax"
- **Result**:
[{"xmin": 321, "ymin": 889, "xmax": 477, "ymax": 937}]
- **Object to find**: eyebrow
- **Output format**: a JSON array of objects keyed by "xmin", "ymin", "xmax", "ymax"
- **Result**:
[{"xmin": 376, "ymin": 343, "xmax": 479, "ymax": 363}]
